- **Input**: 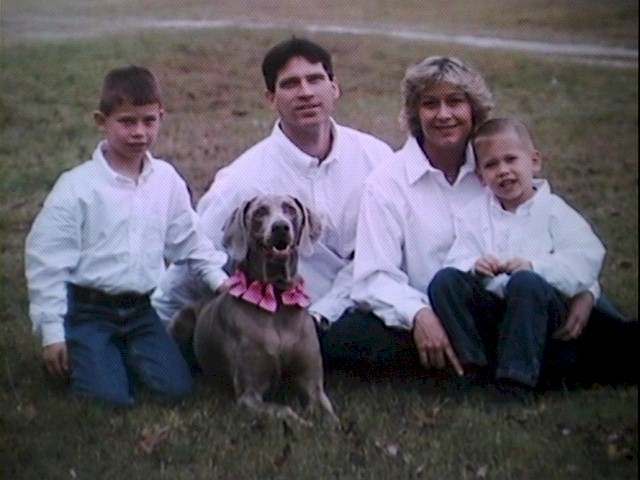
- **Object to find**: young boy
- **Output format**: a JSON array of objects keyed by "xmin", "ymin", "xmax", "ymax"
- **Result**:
[
  {"xmin": 427, "ymin": 117, "xmax": 606, "ymax": 400},
  {"xmin": 25, "ymin": 65, "xmax": 228, "ymax": 406}
]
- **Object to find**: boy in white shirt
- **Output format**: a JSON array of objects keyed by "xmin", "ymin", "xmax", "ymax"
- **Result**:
[
  {"xmin": 429, "ymin": 117, "xmax": 610, "ymax": 399},
  {"xmin": 25, "ymin": 66, "xmax": 228, "ymax": 406}
]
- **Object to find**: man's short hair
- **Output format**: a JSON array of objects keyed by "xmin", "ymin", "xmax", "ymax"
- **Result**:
[
  {"xmin": 98, "ymin": 65, "xmax": 162, "ymax": 115},
  {"xmin": 261, "ymin": 37, "xmax": 334, "ymax": 93}
]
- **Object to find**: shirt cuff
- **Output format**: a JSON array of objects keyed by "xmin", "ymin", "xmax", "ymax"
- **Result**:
[
  {"xmin": 203, "ymin": 269, "xmax": 229, "ymax": 293},
  {"xmin": 309, "ymin": 295, "xmax": 351, "ymax": 323},
  {"xmin": 40, "ymin": 321, "xmax": 66, "ymax": 347}
]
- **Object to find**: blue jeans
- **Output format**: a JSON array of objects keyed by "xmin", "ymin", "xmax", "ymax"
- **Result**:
[
  {"xmin": 65, "ymin": 286, "xmax": 194, "ymax": 406},
  {"xmin": 428, "ymin": 268, "xmax": 573, "ymax": 387}
]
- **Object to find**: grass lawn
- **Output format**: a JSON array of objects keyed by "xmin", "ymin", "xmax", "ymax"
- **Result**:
[{"xmin": 1, "ymin": 2, "xmax": 637, "ymax": 479}]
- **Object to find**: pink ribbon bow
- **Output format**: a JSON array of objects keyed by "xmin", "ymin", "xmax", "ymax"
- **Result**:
[{"xmin": 224, "ymin": 270, "xmax": 309, "ymax": 313}]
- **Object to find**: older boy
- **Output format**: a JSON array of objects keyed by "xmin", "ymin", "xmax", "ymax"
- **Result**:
[
  {"xmin": 25, "ymin": 66, "xmax": 228, "ymax": 406},
  {"xmin": 151, "ymin": 38, "xmax": 393, "ymax": 334},
  {"xmin": 428, "ymin": 118, "xmax": 608, "ymax": 398}
]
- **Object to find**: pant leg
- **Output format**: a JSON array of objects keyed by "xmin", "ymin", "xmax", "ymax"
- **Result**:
[
  {"xmin": 64, "ymin": 298, "xmax": 134, "ymax": 407},
  {"xmin": 428, "ymin": 267, "xmax": 504, "ymax": 369},
  {"xmin": 319, "ymin": 308, "xmax": 421, "ymax": 377},
  {"xmin": 575, "ymin": 295, "xmax": 638, "ymax": 386},
  {"xmin": 497, "ymin": 270, "xmax": 570, "ymax": 387},
  {"xmin": 123, "ymin": 303, "xmax": 194, "ymax": 403}
]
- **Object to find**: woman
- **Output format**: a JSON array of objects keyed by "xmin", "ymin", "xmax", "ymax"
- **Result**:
[{"xmin": 322, "ymin": 56, "xmax": 492, "ymax": 379}]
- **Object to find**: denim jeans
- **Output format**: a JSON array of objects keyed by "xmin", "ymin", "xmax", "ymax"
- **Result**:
[
  {"xmin": 64, "ymin": 287, "xmax": 194, "ymax": 406},
  {"xmin": 428, "ymin": 268, "xmax": 573, "ymax": 387}
]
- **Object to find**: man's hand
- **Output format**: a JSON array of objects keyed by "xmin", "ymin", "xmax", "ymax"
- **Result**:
[
  {"xmin": 554, "ymin": 290, "xmax": 594, "ymax": 341},
  {"xmin": 413, "ymin": 307, "xmax": 463, "ymax": 376},
  {"xmin": 43, "ymin": 342, "xmax": 70, "ymax": 380}
]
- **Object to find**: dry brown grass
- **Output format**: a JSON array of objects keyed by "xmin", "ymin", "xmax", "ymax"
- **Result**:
[{"xmin": 3, "ymin": 0, "xmax": 638, "ymax": 47}]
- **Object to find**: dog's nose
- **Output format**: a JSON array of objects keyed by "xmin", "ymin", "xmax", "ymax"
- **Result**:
[{"xmin": 271, "ymin": 221, "xmax": 291, "ymax": 236}]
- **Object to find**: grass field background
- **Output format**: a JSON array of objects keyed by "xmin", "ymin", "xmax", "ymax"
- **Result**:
[{"xmin": 1, "ymin": 1, "xmax": 638, "ymax": 479}]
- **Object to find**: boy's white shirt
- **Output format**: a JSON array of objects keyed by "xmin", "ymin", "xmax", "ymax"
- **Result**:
[
  {"xmin": 444, "ymin": 178, "xmax": 605, "ymax": 298},
  {"xmin": 25, "ymin": 141, "xmax": 228, "ymax": 347}
]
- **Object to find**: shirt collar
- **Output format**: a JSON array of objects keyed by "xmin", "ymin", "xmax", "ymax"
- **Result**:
[
  {"xmin": 93, "ymin": 140, "xmax": 154, "ymax": 183},
  {"xmin": 488, "ymin": 178, "xmax": 550, "ymax": 216},
  {"xmin": 271, "ymin": 118, "xmax": 339, "ymax": 169},
  {"xmin": 404, "ymin": 136, "xmax": 477, "ymax": 186}
]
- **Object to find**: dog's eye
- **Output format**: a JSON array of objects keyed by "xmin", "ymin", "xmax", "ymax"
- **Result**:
[
  {"xmin": 253, "ymin": 206, "xmax": 270, "ymax": 218},
  {"xmin": 282, "ymin": 202, "xmax": 297, "ymax": 218}
]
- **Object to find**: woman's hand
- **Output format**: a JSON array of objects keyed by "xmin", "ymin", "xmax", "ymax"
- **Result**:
[{"xmin": 413, "ymin": 307, "xmax": 463, "ymax": 376}]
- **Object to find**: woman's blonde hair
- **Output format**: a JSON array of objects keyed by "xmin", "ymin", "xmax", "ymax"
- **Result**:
[{"xmin": 400, "ymin": 56, "xmax": 494, "ymax": 138}]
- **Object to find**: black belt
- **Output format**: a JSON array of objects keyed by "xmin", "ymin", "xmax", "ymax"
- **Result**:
[{"xmin": 70, "ymin": 284, "xmax": 151, "ymax": 307}]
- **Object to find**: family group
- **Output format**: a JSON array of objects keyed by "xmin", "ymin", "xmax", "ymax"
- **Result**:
[{"xmin": 25, "ymin": 37, "xmax": 636, "ymax": 407}]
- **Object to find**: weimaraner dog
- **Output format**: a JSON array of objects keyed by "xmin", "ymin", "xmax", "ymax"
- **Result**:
[{"xmin": 171, "ymin": 194, "xmax": 338, "ymax": 425}]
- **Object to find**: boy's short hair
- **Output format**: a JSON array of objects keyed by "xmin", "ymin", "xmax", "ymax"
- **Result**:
[
  {"xmin": 98, "ymin": 65, "xmax": 162, "ymax": 115},
  {"xmin": 400, "ymin": 56, "xmax": 494, "ymax": 139},
  {"xmin": 473, "ymin": 117, "xmax": 536, "ymax": 152},
  {"xmin": 261, "ymin": 37, "xmax": 334, "ymax": 93}
]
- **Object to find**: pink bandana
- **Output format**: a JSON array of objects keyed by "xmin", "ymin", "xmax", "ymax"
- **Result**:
[{"xmin": 224, "ymin": 270, "xmax": 310, "ymax": 313}]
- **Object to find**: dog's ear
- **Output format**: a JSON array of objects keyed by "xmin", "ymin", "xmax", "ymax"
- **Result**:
[
  {"xmin": 292, "ymin": 197, "xmax": 323, "ymax": 255},
  {"xmin": 222, "ymin": 199, "xmax": 252, "ymax": 261}
]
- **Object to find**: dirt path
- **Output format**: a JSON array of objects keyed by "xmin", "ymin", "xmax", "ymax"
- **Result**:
[{"xmin": 3, "ymin": 14, "xmax": 637, "ymax": 68}]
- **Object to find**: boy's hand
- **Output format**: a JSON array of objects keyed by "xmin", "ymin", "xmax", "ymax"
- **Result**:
[
  {"xmin": 554, "ymin": 290, "xmax": 594, "ymax": 340},
  {"xmin": 473, "ymin": 254, "xmax": 502, "ymax": 277},
  {"xmin": 43, "ymin": 342, "xmax": 70, "ymax": 379},
  {"xmin": 502, "ymin": 257, "xmax": 533, "ymax": 274},
  {"xmin": 413, "ymin": 307, "xmax": 464, "ymax": 376}
]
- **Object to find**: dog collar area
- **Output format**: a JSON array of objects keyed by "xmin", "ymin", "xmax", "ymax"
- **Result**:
[{"xmin": 223, "ymin": 270, "xmax": 310, "ymax": 313}]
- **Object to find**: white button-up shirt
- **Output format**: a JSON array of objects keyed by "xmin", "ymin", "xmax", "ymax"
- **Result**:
[
  {"xmin": 351, "ymin": 136, "xmax": 487, "ymax": 329},
  {"xmin": 444, "ymin": 179, "xmax": 605, "ymax": 298},
  {"xmin": 25, "ymin": 142, "xmax": 228, "ymax": 346},
  {"xmin": 152, "ymin": 120, "xmax": 393, "ymax": 323}
]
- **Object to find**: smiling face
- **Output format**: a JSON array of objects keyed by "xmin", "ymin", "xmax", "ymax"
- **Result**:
[
  {"xmin": 94, "ymin": 101, "xmax": 163, "ymax": 168},
  {"xmin": 418, "ymin": 82, "xmax": 474, "ymax": 152},
  {"xmin": 265, "ymin": 56, "xmax": 339, "ymax": 135},
  {"xmin": 474, "ymin": 128, "xmax": 543, "ymax": 212}
]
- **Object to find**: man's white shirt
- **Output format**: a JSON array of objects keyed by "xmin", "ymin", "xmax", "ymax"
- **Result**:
[{"xmin": 152, "ymin": 120, "xmax": 393, "ymax": 324}]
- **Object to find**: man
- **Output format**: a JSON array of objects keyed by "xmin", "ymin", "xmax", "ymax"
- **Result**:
[{"xmin": 152, "ymin": 37, "xmax": 393, "ymax": 343}]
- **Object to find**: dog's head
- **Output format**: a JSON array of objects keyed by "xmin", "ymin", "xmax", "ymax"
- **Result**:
[{"xmin": 222, "ymin": 194, "xmax": 322, "ymax": 287}]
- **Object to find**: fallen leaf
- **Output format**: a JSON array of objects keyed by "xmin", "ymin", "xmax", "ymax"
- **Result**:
[
  {"xmin": 138, "ymin": 426, "xmax": 170, "ymax": 454},
  {"xmin": 22, "ymin": 404, "xmax": 38, "ymax": 422},
  {"xmin": 375, "ymin": 439, "xmax": 401, "ymax": 457},
  {"xmin": 476, "ymin": 465, "xmax": 489, "ymax": 479},
  {"xmin": 273, "ymin": 443, "xmax": 291, "ymax": 468},
  {"xmin": 607, "ymin": 443, "xmax": 632, "ymax": 461},
  {"xmin": 413, "ymin": 398, "xmax": 450, "ymax": 426}
]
